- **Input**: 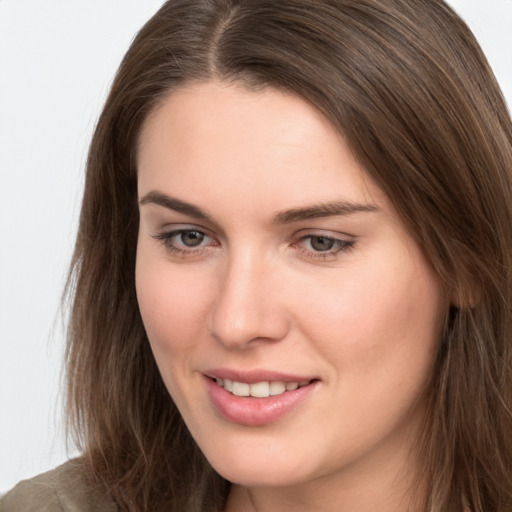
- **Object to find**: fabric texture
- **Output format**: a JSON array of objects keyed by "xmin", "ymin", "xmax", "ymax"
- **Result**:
[{"xmin": 1, "ymin": 460, "xmax": 118, "ymax": 512}]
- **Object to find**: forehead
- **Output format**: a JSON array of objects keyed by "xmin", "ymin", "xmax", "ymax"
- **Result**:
[
  {"xmin": 138, "ymin": 81, "xmax": 341, "ymax": 162},
  {"xmin": 137, "ymin": 81, "xmax": 382, "ymax": 212}
]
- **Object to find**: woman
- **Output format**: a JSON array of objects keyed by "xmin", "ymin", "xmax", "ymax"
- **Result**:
[{"xmin": 3, "ymin": 0, "xmax": 512, "ymax": 510}]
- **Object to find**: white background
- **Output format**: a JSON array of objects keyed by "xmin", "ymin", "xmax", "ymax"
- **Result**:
[{"xmin": 1, "ymin": 0, "xmax": 511, "ymax": 494}]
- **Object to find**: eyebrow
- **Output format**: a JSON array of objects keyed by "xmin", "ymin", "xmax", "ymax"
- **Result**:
[
  {"xmin": 272, "ymin": 201, "xmax": 379, "ymax": 224},
  {"xmin": 139, "ymin": 191, "xmax": 212, "ymax": 221},
  {"xmin": 139, "ymin": 190, "xmax": 378, "ymax": 224}
]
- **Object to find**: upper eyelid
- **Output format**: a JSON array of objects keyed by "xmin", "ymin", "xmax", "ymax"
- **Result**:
[
  {"xmin": 157, "ymin": 224, "xmax": 216, "ymax": 238},
  {"xmin": 296, "ymin": 234, "xmax": 355, "ymax": 249},
  {"xmin": 298, "ymin": 233, "xmax": 351, "ymax": 242},
  {"xmin": 143, "ymin": 210, "xmax": 224, "ymax": 238},
  {"xmin": 158, "ymin": 228, "xmax": 214, "ymax": 243},
  {"xmin": 153, "ymin": 226, "xmax": 354, "ymax": 242},
  {"xmin": 294, "ymin": 226, "xmax": 355, "ymax": 238},
  {"xmin": 301, "ymin": 230, "xmax": 354, "ymax": 240}
]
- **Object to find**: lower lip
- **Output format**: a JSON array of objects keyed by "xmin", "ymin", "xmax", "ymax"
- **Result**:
[{"xmin": 205, "ymin": 377, "xmax": 318, "ymax": 426}]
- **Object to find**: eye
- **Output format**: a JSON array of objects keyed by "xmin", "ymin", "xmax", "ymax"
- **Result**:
[
  {"xmin": 176, "ymin": 230, "xmax": 206, "ymax": 247},
  {"xmin": 295, "ymin": 233, "xmax": 354, "ymax": 260},
  {"xmin": 152, "ymin": 228, "xmax": 217, "ymax": 256},
  {"xmin": 308, "ymin": 235, "xmax": 337, "ymax": 252}
]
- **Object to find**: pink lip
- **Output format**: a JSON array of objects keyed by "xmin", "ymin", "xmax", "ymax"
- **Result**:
[
  {"xmin": 203, "ymin": 369, "xmax": 319, "ymax": 427},
  {"xmin": 205, "ymin": 368, "xmax": 315, "ymax": 384}
]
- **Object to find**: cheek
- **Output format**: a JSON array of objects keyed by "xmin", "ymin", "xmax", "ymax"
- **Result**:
[
  {"xmin": 290, "ymin": 253, "xmax": 444, "ymax": 387},
  {"xmin": 135, "ymin": 252, "xmax": 211, "ymax": 359},
  {"xmin": 135, "ymin": 252, "xmax": 219, "ymax": 415}
]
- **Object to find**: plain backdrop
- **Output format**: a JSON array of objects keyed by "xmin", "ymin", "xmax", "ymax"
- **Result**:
[{"xmin": 1, "ymin": 0, "xmax": 511, "ymax": 494}]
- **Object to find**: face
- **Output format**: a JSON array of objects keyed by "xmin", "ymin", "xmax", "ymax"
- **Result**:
[{"xmin": 136, "ymin": 82, "xmax": 446, "ymax": 491}]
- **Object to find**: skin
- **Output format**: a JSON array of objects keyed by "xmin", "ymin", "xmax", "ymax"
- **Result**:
[{"xmin": 135, "ymin": 82, "xmax": 447, "ymax": 512}]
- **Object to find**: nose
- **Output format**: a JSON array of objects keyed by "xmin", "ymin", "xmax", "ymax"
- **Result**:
[{"xmin": 208, "ymin": 248, "xmax": 290, "ymax": 349}]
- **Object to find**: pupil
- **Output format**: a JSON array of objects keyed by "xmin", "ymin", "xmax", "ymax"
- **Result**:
[
  {"xmin": 181, "ymin": 231, "xmax": 204, "ymax": 247},
  {"xmin": 311, "ymin": 236, "xmax": 334, "ymax": 251}
]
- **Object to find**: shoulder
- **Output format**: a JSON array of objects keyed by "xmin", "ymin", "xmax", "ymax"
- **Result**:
[{"xmin": 0, "ymin": 459, "xmax": 118, "ymax": 512}]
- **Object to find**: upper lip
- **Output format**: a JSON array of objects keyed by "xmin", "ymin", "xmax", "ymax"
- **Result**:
[{"xmin": 204, "ymin": 368, "xmax": 317, "ymax": 384}]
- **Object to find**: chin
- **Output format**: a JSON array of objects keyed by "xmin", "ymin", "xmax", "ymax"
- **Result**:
[
  {"xmin": 198, "ymin": 435, "xmax": 319, "ymax": 488},
  {"xmin": 213, "ymin": 459, "xmax": 310, "ymax": 488}
]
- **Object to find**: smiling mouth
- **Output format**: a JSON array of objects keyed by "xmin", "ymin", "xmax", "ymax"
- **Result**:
[
  {"xmin": 212, "ymin": 378, "xmax": 314, "ymax": 398},
  {"xmin": 205, "ymin": 374, "xmax": 319, "ymax": 425}
]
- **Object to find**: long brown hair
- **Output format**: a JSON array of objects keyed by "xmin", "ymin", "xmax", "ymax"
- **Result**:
[{"xmin": 65, "ymin": 1, "xmax": 512, "ymax": 510}]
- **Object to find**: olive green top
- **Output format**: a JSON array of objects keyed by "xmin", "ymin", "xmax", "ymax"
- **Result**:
[{"xmin": 1, "ymin": 460, "xmax": 117, "ymax": 512}]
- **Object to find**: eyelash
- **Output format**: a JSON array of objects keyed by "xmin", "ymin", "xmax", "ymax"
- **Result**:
[
  {"xmin": 152, "ymin": 229, "xmax": 215, "ymax": 257},
  {"xmin": 152, "ymin": 229, "xmax": 355, "ymax": 261},
  {"xmin": 294, "ymin": 235, "xmax": 355, "ymax": 260}
]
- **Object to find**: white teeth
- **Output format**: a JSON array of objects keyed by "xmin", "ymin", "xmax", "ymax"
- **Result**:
[
  {"xmin": 232, "ymin": 382, "xmax": 250, "ymax": 397},
  {"xmin": 215, "ymin": 378, "xmax": 311, "ymax": 397},
  {"xmin": 249, "ymin": 381, "xmax": 270, "ymax": 398},
  {"xmin": 269, "ymin": 381, "xmax": 286, "ymax": 395}
]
